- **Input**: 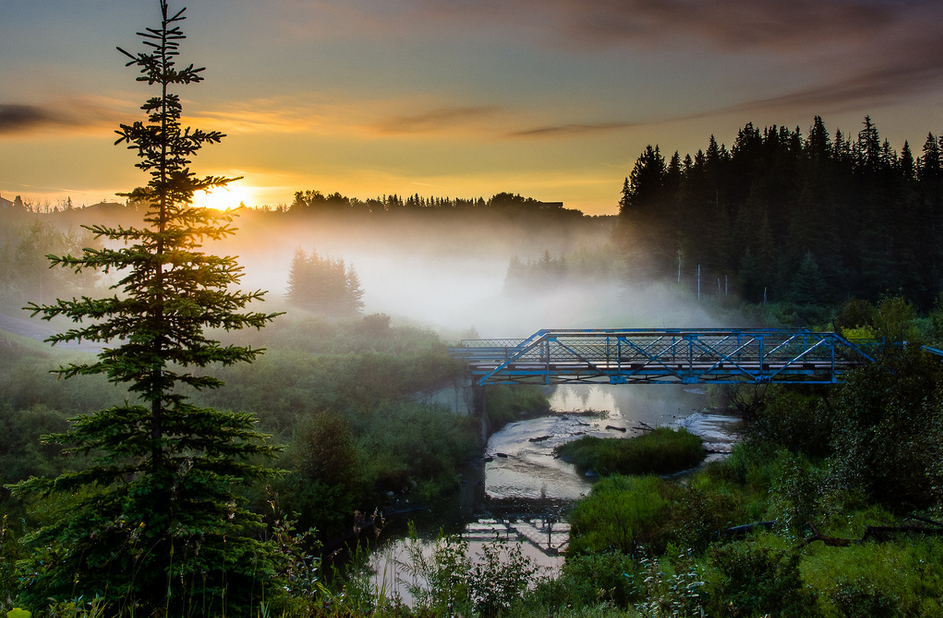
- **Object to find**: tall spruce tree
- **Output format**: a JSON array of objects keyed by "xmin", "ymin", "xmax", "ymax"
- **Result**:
[
  {"xmin": 12, "ymin": 1, "xmax": 283, "ymax": 612},
  {"xmin": 286, "ymin": 249, "xmax": 365, "ymax": 317}
]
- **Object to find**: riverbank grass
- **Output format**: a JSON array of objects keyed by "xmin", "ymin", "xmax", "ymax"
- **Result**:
[{"xmin": 556, "ymin": 427, "xmax": 705, "ymax": 476}]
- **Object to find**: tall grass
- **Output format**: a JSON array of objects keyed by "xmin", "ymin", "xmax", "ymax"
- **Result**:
[
  {"xmin": 556, "ymin": 427, "xmax": 705, "ymax": 477},
  {"xmin": 567, "ymin": 475, "xmax": 679, "ymax": 556}
]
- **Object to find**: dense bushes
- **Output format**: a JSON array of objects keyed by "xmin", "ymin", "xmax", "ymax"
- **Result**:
[
  {"xmin": 555, "ymin": 337, "xmax": 943, "ymax": 618},
  {"xmin": 802, "ymin": 539, "xmax": 943, "ymax": 617},
  {"xmin": 704, "ymin": 535, "xmax": 817, "ymax": 618},
  {"xmin": 0, "ymin": 314, "xmax": 490, "ymax": 549},
  {"xmin": 352, "ymin": 401, "xmax": 479, "ymax": 499},
  {"xmin": 567, "ymin": 475, "xmax": 679, "ymax": 556},
  {"xmin": 559, "ymin": 440, "xmax": 943, "ymax": 618},
  {"xmin": 826, "ymin": 345, "xmax": 943, "ymax": 512}
]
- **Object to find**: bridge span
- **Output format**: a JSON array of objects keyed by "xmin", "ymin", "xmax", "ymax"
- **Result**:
[{"xmin": 449, "ymin": 329, "xmax": 878, "ymax": 387}]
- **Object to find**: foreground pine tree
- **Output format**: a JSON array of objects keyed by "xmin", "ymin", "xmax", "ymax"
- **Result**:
[{"xmin": 12, "ymin": 1, "xmax": 283, "ymax": 612}]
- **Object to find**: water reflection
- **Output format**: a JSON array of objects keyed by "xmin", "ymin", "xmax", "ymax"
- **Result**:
[{"xmin": 366, "ymin": 384, "xmax": 739, "ymax": 604}]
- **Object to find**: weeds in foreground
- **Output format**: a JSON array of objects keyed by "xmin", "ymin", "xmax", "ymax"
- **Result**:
[{"xmin": 398, "ymin": 524, "xmax": 542, "ymax": 618}]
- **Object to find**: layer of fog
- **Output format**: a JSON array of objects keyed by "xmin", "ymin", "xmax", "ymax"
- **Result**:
[
  {"xmin": 4, "ymin": 207, "xmax": 740, "ymax": 343},
  {"xmin": 217, "ymin": 211, "xmax": 731, "ymax": 340}
]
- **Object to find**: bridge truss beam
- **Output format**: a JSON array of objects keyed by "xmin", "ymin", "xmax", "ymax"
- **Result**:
[{"xmin": 449, "ymin": 329, "xmax": 876, "ymax": 387}]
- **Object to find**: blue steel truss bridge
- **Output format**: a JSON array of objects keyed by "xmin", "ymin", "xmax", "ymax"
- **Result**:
[{"xmin": 449, "ymin": 329, "xmax": 881, "ymax": 386}]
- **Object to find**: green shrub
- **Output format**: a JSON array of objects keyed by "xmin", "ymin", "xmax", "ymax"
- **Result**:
[
  {"xmin": 568, "ymin": 475, "xmax": 679, "ymax": 556},
  {"xmin": 826, "ymin": 579, "xmax": 900, "ymax": 618},
  {"xmin": 530, "ymin": 551, "xmax": 643, "ymax": 610},
  {"xmin": 403, "ymin": 531, "xmax": 539, "ymax": 618},
  {"xmin": 723, "ymin": 440, "xmax": 777, "ymax": 489},
  {"xmin": 768, "ymin": 449, "xmax": 828, "ymax": 533},
  {"xmin": 670, "ymin": 474, "xmax": 747, "ymax": 551},
  {"xmin": 802, "ymin": 537, "xmax": 943, "ymax": 618},
  {"xmin": 827, "ymin": 344, "xmax": 943, "ymax": 512},
  {"xmin": 634, "ymin": 550, "xmax": 706, "ymax": 618},
  {"xmin": 354, "ymin": 401, "xmax": 478, "ymax": 500},
  {"xmin": 556, "ymin": 427, "xmax": 704, "ymax": 476},
  {"xmin": 703, "ymin": 534, "xmax": 818, "ymax": 618},
  {"xmin": 749, "ymin": 386, "xmax": 833, "ymax": 458}
]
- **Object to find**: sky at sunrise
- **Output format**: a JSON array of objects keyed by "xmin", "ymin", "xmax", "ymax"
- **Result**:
[{"xmin": 3, "ymin": 0, "xmax": 943, "ymax": 215}]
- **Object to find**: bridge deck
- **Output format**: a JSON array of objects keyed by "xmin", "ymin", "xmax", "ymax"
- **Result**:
[{"xmin": 449, "ymin": 328, "xmax": 877, "ymax": 386}]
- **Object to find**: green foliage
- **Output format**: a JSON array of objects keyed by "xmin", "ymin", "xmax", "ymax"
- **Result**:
[
  {"xmin": 873, "ymin": 295, "xmax": 923, "ymax": 344},
  {"xmin": 671, "ymin": 475, "xmax": 747, "ymax": 552},
  {"xmin": 200, "ymin": 316, "xmax": 463, "ymax": 437},
  {"xmin": 928, "ymin": 293, "xmax": 943, "ymax": 346},
  {"xmin": 530, "ymin": 551, "xmax": 643, "ymax": 610},
  {"xmin": 354, "ymin": 401, "xmax": 478, "ymax": 500},
  {"xmin": 568, "ymin": 475, "xmax": 679, "ymax": 557},
  {"xmin": 802, "ymin": 538, "xmax": 943, "ymax": 618},
  {"xmin": 790, "ymin": 251, "xmax": 829, "ymax": 305},
  {"xmin": 634, "ymin": 551, "xmax": 706, "ymax": 618},
  {"xmin": 827, "ymin": 344, "xmax": 943, "ymax": 512},
  {"xmin": 513, "ymin": 606, "xmax": 641, "ymax": 618},
  {"xmin": 717, "ymin": 445, "xmax": 764, "ymax": 494},
  {"xmin": 0, "ymin": 516, "xmax": 25, "ymax": 607},
  {"xmin": 7, "ymin": 2, "xmax": 283, "ymax": 612},
  {"xmin": 556, "ymin": 428, "xmax": 704, "ymax": 477},
  {"xmin": 0, "ymin": 403, "xmax": 93, "ymax": 503},
  {"xmin": 406, "ymin": 533, "xmax": 472, "ymax": 616},
  {"xmin": 291, "ymin": 411, "xmax": 359, "ymax": 488},
  {"xmin": 404, "ymin": 531, "xmax": 540, "ymax": 618},
  {"xmin": 469, "ymin": 535, "xmax": 541, "ymax": 618},
  {"xmin": 276, "ymin": 411, "xmax": 361, "ymax": 535},
  {"xmin": 833, "ymin": 298, "xmax": 878, "ymax": 333},
  {"xmin": 768, "ymin": 450, "xmax": 827, "ymax": 533},
  {"xmin": 703, "ymin": 534, "xmax": 818, "ymax": 618},
  {"xmin": 746, "ymin": 386, "xmax": 833, "ymax": 458},
  {"xmin": 841, "ymin": 325, "xmax": 875, "ymax": 341}
]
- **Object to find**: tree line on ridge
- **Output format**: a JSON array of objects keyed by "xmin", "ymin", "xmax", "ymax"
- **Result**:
[{"xmin": 616, "ymin": 116, "xmax": 943, "ymax": 309}]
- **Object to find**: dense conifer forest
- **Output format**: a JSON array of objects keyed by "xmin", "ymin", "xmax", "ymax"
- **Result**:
[{"xmin": 616, "ymin": 116, "xmax": 943, "ymax": 309}]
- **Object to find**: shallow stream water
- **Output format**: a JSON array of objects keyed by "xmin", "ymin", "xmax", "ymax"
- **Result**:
[{"xmin": 363, "ymin": 384, "xmax": 741, "ymax": 603}]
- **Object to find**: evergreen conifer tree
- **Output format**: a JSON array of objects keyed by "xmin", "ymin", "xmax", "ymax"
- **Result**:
[
  {"xmin": 11, "ymin": 1, "xmax": 283, "ymax": 612},
  {"xmin": 789, "ymin": 252, "xmax": 828, "ymax": 305},
  {"xmin": 286, "ymin": 249, "xmax": 365, "ymax": 317}
]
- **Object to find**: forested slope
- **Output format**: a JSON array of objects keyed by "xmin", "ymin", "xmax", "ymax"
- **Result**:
[{"xmin": 616, "ymin": 116, "xmax": 943, "ymax": 308}]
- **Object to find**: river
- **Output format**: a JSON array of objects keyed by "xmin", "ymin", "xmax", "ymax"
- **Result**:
[{"xmin": 361, "ymin": 384, "xmax": 741, "ymax": 603}]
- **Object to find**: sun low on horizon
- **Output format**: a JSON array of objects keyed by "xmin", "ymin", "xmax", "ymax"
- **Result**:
[
  {"xmin": 4, "ymin": 1, "xmax": 943, "ymax": 218},
  {"xmin": 191, "ymin": 184, "xmax": 257, "ymax": 211}
]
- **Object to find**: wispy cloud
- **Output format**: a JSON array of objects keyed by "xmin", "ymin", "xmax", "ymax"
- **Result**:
[
  {"xmin": 373, "ymin": 106, "xmax": 502, "ymax": 135},
  {"xmin": 189, "ymin": 105, "xmax": 325, "ymax": 134},
  {"xmin": 288, "ymin": 0, "xmax": 943, "ymax": 127},
  {"xmin": 0, "ymin": 104, "xmax": 68, "ymax": 135},
  {"xmin": 544, "ymin": 0, "xmax": 894, "ymax": 52},
  {"xmin": 410, "ymin": 0, "xmax": 911, "ymax": 52},
  {"xmin": 0, "ymin": 99, "xmax": 127, "ymax": 137},
  {"xmin": 508, "ymin": 121, "xmax": 635, "ymax": 139},
  {"xmin": 719, "ymin": 60, "xmax": 943, "ymax": 117}
]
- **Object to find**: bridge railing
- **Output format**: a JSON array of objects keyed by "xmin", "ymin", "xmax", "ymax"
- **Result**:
[{"xmin": 449, "ymin": 328, "xmax": 877, "ymax": 386}]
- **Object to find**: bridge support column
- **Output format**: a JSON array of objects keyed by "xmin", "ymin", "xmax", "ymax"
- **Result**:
[{"xmin": 473, "ymin": 385, "xmax": 491, "ymax": 444}]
